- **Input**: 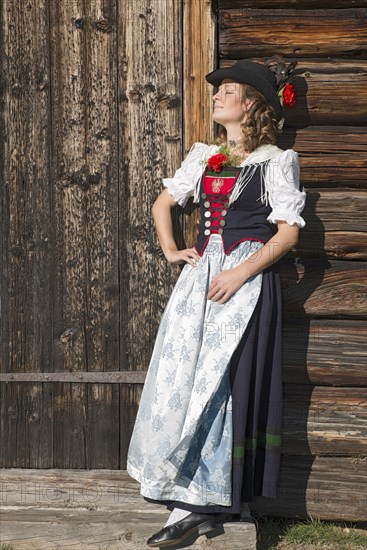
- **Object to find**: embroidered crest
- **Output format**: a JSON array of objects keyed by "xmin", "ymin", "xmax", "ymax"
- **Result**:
[{"xmin": 212, "ymin": 178, "xmax": 224, "ymax": 192}]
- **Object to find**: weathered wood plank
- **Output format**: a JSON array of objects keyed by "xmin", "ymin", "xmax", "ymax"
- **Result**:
[
  {"xmin": 281, "ymin": 125, "xmax": 367, "ymax": 158},
  {"xmin": 300, "ymin": 231, "xmax": 367, "ymax": 261},
  {"xmin": 183, "ymin": 0, "xmax": 218, "ymax": 264},
  {"xmin": 283, "ymin": 319, "xmax": 367, "ymax": 386},
  {"xmin": 50, "ymin": 0, "xmax": 86, "ymax": 468},
  {"xmin": 301, "ymin": 189, "xmax": 367, "ymax": 232},
  {"xmin": 48, "ymin": 0, "xmax": 120, "ymax": 469},
  {"xmin": 0, "ymin": 0, "xmax": 55, "ymax": 469},
  {"xmin": 219, "ymin": 0, "xmax": 367, "ymax": 8},
  {"xmin": 219, "ymin": 9, "xmax": 367, "ymax": 59},
  {"xmin": 218, "ymin": 58, "xmax": 367, "ymax": 125},
  {"xmin": 83, "ymin": 0, "xmax": 120, "ymax": 470},
  {"xmin": 251, "ymin": 456, "xmax": 367, "ymax": 521},
  {"xmin": 118, "ymin": 0, "xmax": 183, "ymax": 376},
  {"xmin": 280, "ymin": 125, "xmax": 367, "ymax": 186},
  {"xmin": 117, "ymin": 0, "xmax": 185, "ymax": 468},
  {"xmin": 0, "ymin": 508, "xmax": 256, "ymax": 550},
  {"xmin": 0, "ymin": 509, "xmax": 257, "ymax": 549},
  {"xmin": 281, "ymin": 258, "xmax": 367, "ymax": 319},
  {"xmin": 283, "ymin": 386, "xmax": 367, "ymax": 455},
  {"xmin": 1, "ymin": 466, "xmax": 365, "ymax": 522}
]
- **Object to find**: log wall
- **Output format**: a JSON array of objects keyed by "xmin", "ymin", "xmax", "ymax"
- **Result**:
[{"xmin": 212, "ymin": 0, "xmax": 367, "ymax": 521}]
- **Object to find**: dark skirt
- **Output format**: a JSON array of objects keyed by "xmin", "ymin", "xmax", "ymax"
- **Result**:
[{"xmin": 144, "ymin": 261, "xmax": 283, "ymax": 515}]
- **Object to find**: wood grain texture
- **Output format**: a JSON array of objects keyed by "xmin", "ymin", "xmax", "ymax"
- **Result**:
[
  {"xmin": 118, "ymin": 0, "xmax": 185, "ymax": 376},
  {"xmin": 47, "ymin": 0, "xmax": 120, "ymax": 469},
  {"xmin": 0, "ymin": 0, "xmax": 56, "ymax": 468},
  {"xmin": 280, "ymin": 257, "xmax": 367, "ymax": 319},
  {"xmin": 219, "ymin": 0, "xmax": 367, "ymax": 8},
  {"xmin": 0, "ymin": 508, "xmax": 257, "ymax": 550},
  {"xmin": 182, "ymin": 0, "xmax": 218, "ymax": 257},
  {"xmin": 283, "ymin": 319, "xmax": 367, "ymax": 386},
  {"xmin": 251, "ymin": 455, "xmax": 367, "ymax": 521},
  {"xmin": 281, "ymin": 125, "xmax": 367, "ymax": 157},
  {"xmin": 282, "ymin": 385, "xmax": 367, "ymax": 456},
  {"xmin": 218, "ymin": 9, "xmax": 367, "ymax": 59}
]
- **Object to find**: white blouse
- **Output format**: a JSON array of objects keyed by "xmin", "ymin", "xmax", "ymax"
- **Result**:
[{"xmin": 162, "ymin": 142, "xmax": 307, "ymax": 228}]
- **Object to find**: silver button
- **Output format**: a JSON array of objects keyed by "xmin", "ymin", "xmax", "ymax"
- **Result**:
[
  {"xmin": 224, "ymin": 202, "xmax": 229, "ymax": 208},
  {"xmin": 204, "ymin": 201, "xmax": 210, "ymax": 208},
  {"xmin": 205, "ymin": 220, "xmax": 211, "ymax": 227},
  {"xmin": 201, "ymin": 192, "xmax": 207, "ymax": 199},
  {"xmin": 204, "ymin": 211, "xmax": 211, "ymax": 218},
  {"xmin": 220, "ymin": 220, "xmax": 226, "ymax": 226},
  {"xmin": 218, "ymin": 228, "xmax": 223, "ymax": 234},
  {"xmin": 221, "ymin": 209, "xmax": 227, "ymax": 216},
  {"xmin": 204, "ymin": 229, "xmax": 211, "ymax": 235}
]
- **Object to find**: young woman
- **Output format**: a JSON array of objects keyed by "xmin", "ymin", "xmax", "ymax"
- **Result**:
[{"xmin": 127, "ymin": 57, "xmax": 307, "ymax": 548}]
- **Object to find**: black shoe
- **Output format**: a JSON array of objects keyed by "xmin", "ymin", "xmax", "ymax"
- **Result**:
[{"xmin": 146, "ymin": 512, "xmax": 217, "ymax": 548}]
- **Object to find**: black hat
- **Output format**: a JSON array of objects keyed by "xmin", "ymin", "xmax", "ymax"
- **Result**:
[{"xmin": 205, "ymin": 59, "xmax": 283, "ymax": 122}]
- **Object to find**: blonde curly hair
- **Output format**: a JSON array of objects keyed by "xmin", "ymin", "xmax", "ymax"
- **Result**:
[{"xmin": 214, "ymin": 83, "xmax": 279, "ymax": 152}]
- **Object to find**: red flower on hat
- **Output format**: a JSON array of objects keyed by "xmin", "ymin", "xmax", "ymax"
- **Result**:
[
  {"xmin": 278, "ymin": 83, "xmax": 296, "ymax": 108},
  {"xmin": 208, "ymin": 153, "xmax": 227, "ymax": 172}
]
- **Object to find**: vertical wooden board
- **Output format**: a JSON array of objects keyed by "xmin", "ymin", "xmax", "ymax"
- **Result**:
[
  {"xmin": 183, "ymin": 0, "xmax": 217, "ymax": 149},
  {"xmin": 82, "ymin": 0, "xmax": 120, "ymax": 468},
  {"xmin": 48, "ymin": 0, "xmax": 89, "ymax": 467},
  {"xmin": 183, "ymin": 0, "xmax": 217, "ymax": 249},
  {"xmin": 117, "ymin": 0, "xmax": 183, "ymax": 372},
  {"xmin": 0, "ymin": 1, "xmax": 54, "ymax": 466},
  {"xmin": 117, "ymin": 0, "xmax": 183, "ymax": 466}
]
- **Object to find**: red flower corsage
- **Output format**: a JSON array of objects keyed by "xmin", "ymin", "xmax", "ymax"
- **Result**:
[
  {"xmin": 200, "ymin": 144, "xmax": 243, "ymax": 172},
  {"xmin": 277, "ymin": 83, "xmax": 296, "ymax": 108},
  {"xmin": 207, "ymin": 153, "xmax": 227, "ymax": 172}
]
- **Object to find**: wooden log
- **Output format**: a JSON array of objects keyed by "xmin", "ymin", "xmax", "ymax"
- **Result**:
[
  {"xmin": 301, "ymin": 189, "xmax": 367, "ymax": 232},
  {"xmin": 218, "ymin": 9, "xmax": 367, "ymax": 60},
  {"xmin": 280, "ymin": 125, "xmax": 367, "ymax": 186},
  {"xmin": 281, "ymin": 125, "xmax": 367, "ymax": 159},
  {"xmin": 218, "ymin": 58, "xmax": 367, "ymax": 125},
  {"xmin": 2, "ymin": 317, "xmax": 366, "ymax": 390},
  {"xmin": 280, "ymin": 257, "xmax": 367, "ymax": 319},
  {"xmin": 283, "ymin": 319, "xmax": 367, "ymax": 386},
  {"xmin": 219, "ymin": 0, "xmax": 367, "ymax": 8},
  {"xmin": 299, "ymin": 230, "xmax": 367, "ymax": 261},
  {"xmin": 251, "ymin": 456, "xmax": 367, "ymax": 521},
  {"xmin": 282, "ymin": 385, "xmax": 367, "ymax": 456}
]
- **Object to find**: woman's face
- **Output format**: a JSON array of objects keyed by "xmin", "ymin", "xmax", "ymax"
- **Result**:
[{"xmin": 212, "ymin": 79, "xmax": 253, "ymax": 126}]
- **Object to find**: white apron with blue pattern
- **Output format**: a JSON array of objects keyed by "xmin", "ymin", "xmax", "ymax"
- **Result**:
[{"xmin": 127, "ymin": 233, "xmax": 264, "ymax": 507}]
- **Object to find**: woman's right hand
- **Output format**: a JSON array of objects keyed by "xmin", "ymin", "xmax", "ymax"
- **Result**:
[{"xmin": 165, "ymin": 247, "xmax": 201, "ymax": 267}]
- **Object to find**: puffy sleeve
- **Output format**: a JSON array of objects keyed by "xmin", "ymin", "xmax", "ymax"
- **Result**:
[
  {"xmin": 162, "ymin": 142, "xmax": 209, "ymax": 208},
  {"xmin": 266, "ymin": 149, "xmax": 307, "ymax": 228}
]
